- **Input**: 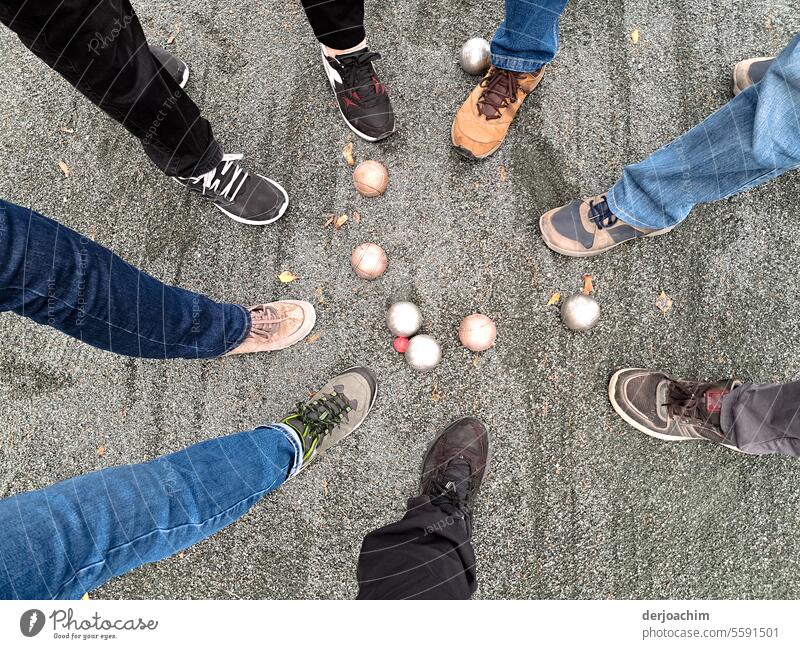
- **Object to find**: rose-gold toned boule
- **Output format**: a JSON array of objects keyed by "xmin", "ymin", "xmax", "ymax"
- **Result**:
[
  {"xmin": 353, "ymin": 160, "xmax": 388, "ymax": 197},
  {"xmin": 350, "ymin": 243, "xmax": 388, "ymax": 280},
  {"xmin": 458, "ymin": 313, "xmax": 497, "ymax": 351}
]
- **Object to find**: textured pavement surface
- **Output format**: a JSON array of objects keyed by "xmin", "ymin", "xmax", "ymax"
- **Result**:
[{"xmin": 1, "ymin": 0, "xmax": 800, "ymax": 599}]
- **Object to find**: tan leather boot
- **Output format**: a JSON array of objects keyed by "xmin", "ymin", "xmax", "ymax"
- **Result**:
[{"xmin": 451, "ymin": 66, "xmax": 545, "ymax": 159}]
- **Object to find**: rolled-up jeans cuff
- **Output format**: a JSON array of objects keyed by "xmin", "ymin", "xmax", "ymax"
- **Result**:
[
  {"xmin": 606, "ymin": 187, "xmax": 663, "ymax": 230},
  {"xmin": 276, "ymin": 423, "xmax": 304, "ymax": 478},
  {"xmin": 221, "ymin": 304, "xmax": 252, "ymax": 356},
  {"xmin": 490, "ymin": 53, "xmax": 545, "ymax": 73}
]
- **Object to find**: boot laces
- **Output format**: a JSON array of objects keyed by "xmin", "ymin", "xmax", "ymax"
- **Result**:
[
  {"xmin": 478, "ymin": 68, "xmax": 522, "ymax": 119},
  {"xmin": 588, "ymin": 197, "xmax": 619, "ymax": 229}
]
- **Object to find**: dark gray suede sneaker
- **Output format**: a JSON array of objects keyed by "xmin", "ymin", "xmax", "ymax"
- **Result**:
[
  {"xmin": 609, "ymin": 368, "xmax": 742, "ymax": 450},
  {"xmin": 420, "ymin": 417, "xmax": 490, "ymax": 521},
  {"xmin": 149, "ymin": 46, "xmax": 189, "ymax": 88},
  {"xmin": 539, "ymin": 194, "xmax": 673, "ymax": 257},
  {"xmin": 175, "ymin": 153, "xmax": 289, "ymax": 225},
  {"xmin": 282, "ymin": 367, "xmax": 378, "ymax": 467},
  {"xmin": 732, "ymin": 56, "xmax": 775, "ymax": 95}
]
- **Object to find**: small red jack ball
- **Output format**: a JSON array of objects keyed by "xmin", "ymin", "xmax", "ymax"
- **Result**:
[{"xmin": 393, "ymin": 336, "xmax": 410, "ymax": 353}]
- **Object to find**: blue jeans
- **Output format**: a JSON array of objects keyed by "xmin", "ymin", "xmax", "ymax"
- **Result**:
[
  {"xmin": 491, "ymin": 0, "xmax": 570, "ymax": 72},
  {"xmin": 0, "ymin": 424, "xmax": 302, "ymax": 599},
  {"xmin": 608, "ymin": 35, "xmax": 800, "ymax": 229},
  {"xmin": 0, "ymin": 199, "xmax": 250, "ymax": 358}
]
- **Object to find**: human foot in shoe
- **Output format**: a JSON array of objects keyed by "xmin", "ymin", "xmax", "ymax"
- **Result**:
[
  {"xmin": 732, "ymin": 56, "xmax": 775, "ymax": 95},
  {"xmin": 227, "ymin": 301, "xmax": 316, "ymax": 355},
  {"xmin": 609, "ymin": 368, "xmax": 741, "ymax": 450},
  {"xmin": 451, "ymin": 65, "xmax": 544, "ymax": 159},
  {"xmin": 175, "ymin": 153, "xmax": 289, "ymax": 225},
  {"xmin": 420, "ymin": 417, "xmax": 490, "ymax": 522},
  {"xmin": 321, "ymin": 45, "xmax": 396, "ymax": 141},
  {"xmin": 539, "ymin": 194, "xmax": 673, "ymax": 257},
  {"xmin": 149, "ymin": 46, "xmax": 189, "ymax": 88},
  {"xmin": 282, "ymin": 367, "xmax": 378, "ymax": 466}
]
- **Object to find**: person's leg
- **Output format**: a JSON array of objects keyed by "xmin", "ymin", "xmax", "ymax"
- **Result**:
[
  {"xmin": 0, "ymin": 366, "xmax": 377, "ymax": 599},
  {"xmin": 608, "ymin": 34, "xmax": 800, "ymax": 231},
  {"xmin": 305, "ymin": 0, "xmax": 395, "ymax": 142},
  {"xmin": 0, "ymin": 199, "xmax": 317, "ymax": 358},
  {"xmin": 609, "ymin": 369, "xmax": 800, "ymax": 457},
  {"xmin": 357, "ymin": 496, "xmax": 476, "ymax": 599},
  {"xmin": 0, "ymin": 1, "xmax": 290, "ymax": 225},
  {"xmin": 300, "ymin": 0, "xmax": 365, "ymax": 52},
  {"xmin": 539, "ymin": 35, "xmax": 800, "ymax": 257},
  {"xmin": 452, "ymin": 0, "xmax": 569, "ymax": 159},
  {"xmin": 490, "ymin": 0, "xmax": 570, "ymax": 73},
  {"xmin": 0, "ymin": 423, "xmax": 302, "ymax": 599},
  {"xmin": 356, "ymin": 417, "xmax": 489, "ymax": 600},
  {"xmin": 721, "ymin": 382, "xmax": 800, "ymax": 456},
  {"xmin": 0, "ymin": 0, "xmax": 220, "ymax": 178}
]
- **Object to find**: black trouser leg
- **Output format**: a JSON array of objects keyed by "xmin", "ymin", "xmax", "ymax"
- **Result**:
[
  {"xmin": 721, "ymin": 381, "xmax": 800, "ymax": 456},
  {"xmin": 300, "ymin": 0, "xmax": 365, "ymax": 50},
  {"xmin": 0, "ymin": 0, "xmax": 221, "ymax": 177},
  {"xmin": 356, "ymin": 496, "xmax": 476, "ymax": 600}
]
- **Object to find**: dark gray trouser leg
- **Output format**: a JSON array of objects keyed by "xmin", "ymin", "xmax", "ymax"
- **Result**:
[
  {"xmin": 356, "ymin": 495, "xmax": 476, "ymax": 600},
  {"xmin": 720, "ymin": 382, "xmax": 800, "ymax": 456}
]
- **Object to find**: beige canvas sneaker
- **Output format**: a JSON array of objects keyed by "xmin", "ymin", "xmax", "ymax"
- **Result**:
[{"xmin": 227, "ymin": 300, "xmax": 316, "ymax": 355}]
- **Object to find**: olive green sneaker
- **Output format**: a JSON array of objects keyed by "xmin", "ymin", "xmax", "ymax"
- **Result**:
[{"xmin": 282, "ymin": 367, "xmax": 377, "ymax": 467}]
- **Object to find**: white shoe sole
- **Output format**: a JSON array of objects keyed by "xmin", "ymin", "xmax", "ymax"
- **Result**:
[
  {"xmin": 608, "ymin": 369, "xmax": 742, "ymax": 452},
  {"xmin": 320, "ymin": 46, "xmax": 395, "ymax": 143}
]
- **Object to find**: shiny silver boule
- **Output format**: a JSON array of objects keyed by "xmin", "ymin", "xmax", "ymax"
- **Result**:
[
  {"xmin": 560, "ymin": 293, "xmax": 601, "ymax": 332},
  {"xmin": 405, "ymin": 335, "xmax": 442, "ymax": 371},
  {"xmin": 459, "ymin": 37, "xmax": 491, "ymax": 75},
  {"xmin": 386, "ymin": 301, "xmax": 423, "ymax": 337}
]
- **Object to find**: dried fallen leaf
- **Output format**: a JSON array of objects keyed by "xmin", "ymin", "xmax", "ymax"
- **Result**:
[
  {"xmin": 322, "ymin": 213, "xmax": 335, "ymax": 228},
  {"xmin": 582, "ymin": 273, "xmax": 594, "ymax": 295},
  {"xmin": 547, "ymin": 292, "xmax": 562, "ymax": 306},
  {"xmin": 333, "ymin": 213, "xmax": 348, "ymax": 229},
  {"xmin": 306, "ymin": 333, "xmax": 321, "ymax": 344},
  {"xmin": 59, "ymin": 126, "xmax": 74, "ymax": 134},
  {"xmin": 58, "ymin": 160, "xmax": 70, "ymax": 177},
  {"xmin": 314, "ymin": 286, "xmax": 325, "ymax": 304},
  {"xmin": 97, "ymin": 445, "xmax": 106, "ymax": 457},
  {"xmin": 277, "ymin": 271, "xmax": 299, "ymax": 283},
  {"xmin": 352, "ymin": 211, "xmax": 361, "ymax": 224},
  {"xmin": 656, "ymin": 290, "xmax": 673, "ymax": 314},
  {"xmin": 499, "ymin": 165, "xmax": 508, "ymax": 182},
  {"xmin": 631, "ymin": 29, "xmax": 640, "ymax": 44},
  {"xmin": 166, "ymin": 24, "xmax": 181, "ymax": 45},
  {"xmin": 431, "ymin": 384, "xmax": 443, "ymax": 402},
  {"xmin": 321, "ymin": 479, "xmax": 329, "ymax": 496},
  {"xmin": 342, "ymin": 142, "xmax": 355, "ymax": 166},
  {"xmin": 178, "ymin": 551, "xmax": 186, "ymax": 559}
]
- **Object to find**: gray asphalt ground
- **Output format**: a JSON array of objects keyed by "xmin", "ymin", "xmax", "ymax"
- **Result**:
[{"xmin": 1, "ymin": 0, "xmax": 800, "ymax": 599}]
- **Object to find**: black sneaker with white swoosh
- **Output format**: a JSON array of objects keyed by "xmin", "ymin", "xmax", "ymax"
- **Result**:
[
  {"xmin": 174, "ymin": 153, "xmax": 289, "ymax": 225},
  {"xmin": 321, "ymin": 46, "xmax": 396, "ymax": 142}
]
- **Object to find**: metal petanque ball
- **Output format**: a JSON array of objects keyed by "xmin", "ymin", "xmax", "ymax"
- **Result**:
[
  {"xmin": 353, "ymin": 160, "xmax": 389, "ymax": 197},
  {"xmin": 458, "ymin": 313, "xmax": 497, "ymax": 352},
  {"xmin": 405, "ymin": 335, "xmax": 442, "ymax": 371},
  {"xmin": 351, "ymin": 243, "xmax": 388, "ymax": 280},
  {"xmin": 386, "ymin": 301, "xmax": 423, "ymax": 337},
  {"xmin": 560, "ymin": 293, "xmax": 601, "ymax": 332},
  {"xmin": 459, "ymin": 37, "xmax": 491, "ymax": 75}
]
